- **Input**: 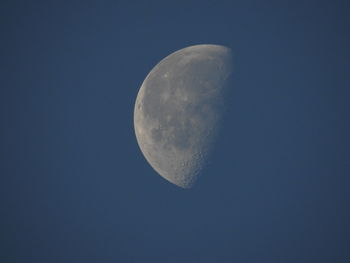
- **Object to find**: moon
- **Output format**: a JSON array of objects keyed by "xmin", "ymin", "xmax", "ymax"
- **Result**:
[{"xmin": 134, "ymin": 44, "xmax": 233, "ymax": 188}]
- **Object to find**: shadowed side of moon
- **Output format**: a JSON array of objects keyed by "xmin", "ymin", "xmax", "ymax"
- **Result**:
[{"xmin": 134, "ymin": 44, "xmax": 233, "ymax": 188}]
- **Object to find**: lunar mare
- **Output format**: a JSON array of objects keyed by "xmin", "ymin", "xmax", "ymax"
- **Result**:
[{"xmin": 134, "ymin": 44, "xmax": 233, "ymax": 188}]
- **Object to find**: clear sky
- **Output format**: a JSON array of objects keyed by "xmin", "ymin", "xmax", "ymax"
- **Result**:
[{"xmin": 1, "ymin": 0, "xmax": 350, "ymax": 262}]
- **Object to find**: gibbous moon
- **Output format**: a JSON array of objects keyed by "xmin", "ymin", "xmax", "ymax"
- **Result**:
[{"xmin": 134, "ymin": 44, "xmax": 233, "ymax": 188}]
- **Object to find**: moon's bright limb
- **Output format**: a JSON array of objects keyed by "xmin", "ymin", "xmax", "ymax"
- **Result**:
[{"xmin": 134, "ymin": 44, "xmax": 233, "ymax": 188}]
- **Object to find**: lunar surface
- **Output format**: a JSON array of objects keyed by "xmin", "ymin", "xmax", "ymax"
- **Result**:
[{"xmin": 134, "ymin": 44, "xmax": 233, "ymax": 188}]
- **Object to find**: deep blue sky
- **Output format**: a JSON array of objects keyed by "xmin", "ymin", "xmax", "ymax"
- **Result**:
[{"xmin": 1, "ymin": 0, "xmax": 350, "ymax": 262}]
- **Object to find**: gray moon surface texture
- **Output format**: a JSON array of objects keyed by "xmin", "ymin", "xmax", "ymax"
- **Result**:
[{"xmin": 134, "ymin": 44, "xmax": 233, "ymax": 188}]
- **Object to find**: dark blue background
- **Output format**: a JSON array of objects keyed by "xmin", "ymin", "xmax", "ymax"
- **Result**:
[{"xmin": 1, "ymin": 0, "xmax": 350, "ymax": 262}]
